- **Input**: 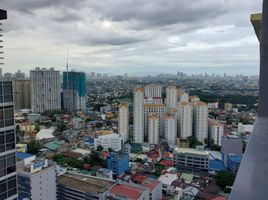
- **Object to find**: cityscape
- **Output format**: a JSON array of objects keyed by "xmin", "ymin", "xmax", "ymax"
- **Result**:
[{"xmin": 0, "ymin": 1, "xmax": 267, "ymax": 200}]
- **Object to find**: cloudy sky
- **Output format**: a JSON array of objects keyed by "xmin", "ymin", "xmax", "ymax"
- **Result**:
[{"xmin": 0, "ymin": 0, "xmax": 263, "ymax": 75}]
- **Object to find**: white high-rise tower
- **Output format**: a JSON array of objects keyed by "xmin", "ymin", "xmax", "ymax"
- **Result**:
[
  {"xmin": 177, "ymin": 101, "xmax": 193, "ymax": 138},
  {"xmin": 164, "ymin": 113, "xmax": 177, "ymax": 145},
  {"xmin": 148, "ymin": 113, "xmax": 159, "ymax": 145},
  {"xmin": 193, "ymin": 101, "xmax": 208, "ymax": 143},
  {"xmin": 118, "ymin": 103, "xmax": 129, "ymax": 142},
  {"xmin": 166, "ymin": 85, "xmax": 178, "ymax": 111},
  {"xmin": 133, "ymin": 88, "xmax": 144, "ymax": 143},
  {"xmin": 144, "ymin": 84, "xmax": 162, "ymax": 104}
]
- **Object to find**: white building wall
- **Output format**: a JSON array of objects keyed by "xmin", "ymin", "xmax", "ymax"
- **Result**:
[
  {"xmin": 30, "ymin": 68, "xmax": 61, "ymax": 113},
  {"xmin": 166, "ymin": 85, "xmax": 178, "ymax": 111},
  {"xmin": 95, "ymin": 134, "xmax": 123, "ymax": 151},
  {"xmin": 164, "ymin": 114, "xmax": 177, "ymax": 145},
  {"xmin": 193, "ymin": 102, "xmax": 208, "ymax": 143},
  {"xmin": 148, "ymin": 114, "xmax": 159, "ymax": 145},
  {"xmin": 133, "ymin": 88, "xmax": 144, "ymax": 143},
  {"xmin": 177, "ymin": 102, "xmax": 193, "ymax": 138},
  {"xmin": 209, "ymin": 120, "xmax": 224, "ymax": 146},
  {"xmin": 118, "ymin": 103, "xmax": 129, "ymax": 141}
]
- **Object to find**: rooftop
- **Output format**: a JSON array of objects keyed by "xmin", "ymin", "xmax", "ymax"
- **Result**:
[
  {"xmin": 142, "ymin": 178, "xmax": 161, "ymax": 191},
  {"xmin": 174, "ymin": 148, "xmax": 209, "ymax": 156},
  {"xmin": 57, "ymin": 173, "xmax": 114, "ymax": 194}
]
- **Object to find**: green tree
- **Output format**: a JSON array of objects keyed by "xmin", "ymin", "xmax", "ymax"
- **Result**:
[
  {"xmin": 97, "ymin": 145, "xmax": 104, "ymax": 152},
  {"xmin": 215, "ymin": 170, "xmax": 235, "ymax": 189},
  {"xmin": 27, "ymin": 140, "xmax": 42, "ymax": 154},
  {"xmin": 57, "ymin": 121, "xmax": 67, "ymax": 132},
  {"xmin": 187, "ymin": 136, "xmax": 202, "ymax": 148}
]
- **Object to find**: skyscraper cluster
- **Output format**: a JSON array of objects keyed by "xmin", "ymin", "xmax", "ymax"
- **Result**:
[{"xmin": 130, "ymin": 84, "xmax": 209, "ymax": 145}]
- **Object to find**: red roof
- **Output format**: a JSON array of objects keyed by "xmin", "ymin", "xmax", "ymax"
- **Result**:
[
  {"xmin": 109, "ymin": 184, "xmax": 145, "ymax": 199},
  {"xmin": 160, "ymin": 160, "xmax": 173, "ymax": 166},
  {"xmin": 131, "ymin": 174, "xmax": 148, "ymax": 184},
  {"xmin": 142, "ymin": 179, "xmax": 161, "ymax": 191},
  {"xmin": 209, "ymin": 196, "xmax": 227, "ymax": 200},
  {"xmin": 62, "ymin": 151, "xmax": 81, "ymax": 159}
]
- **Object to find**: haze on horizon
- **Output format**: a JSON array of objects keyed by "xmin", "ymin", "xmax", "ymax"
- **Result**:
[{"xmin": 0, "ymin": 0, "xmax": 262, "ymax": 76}]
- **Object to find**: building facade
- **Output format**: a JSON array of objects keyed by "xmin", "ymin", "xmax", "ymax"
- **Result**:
[
  {"xmin": 94, "ymin": 133, "xmax": 124, "ymax": 151},
  {"xmin": 0, "ymin": 9, "xmax": 18, "ymax": 200},
  {"xmin": 193, "ymin": 101, "xmax": 208, "ymax": 144},
  {"xmin": 208, "ymin": 119, "xmax": 224, "ymax": 146},
  {"xmin": 166, "ymin": 85, "xmax": 178, "ymax": 110},
  {"xmin": 148, "ymin": 113, "xmax": 159, "ymax": 145},
  {"xmin": 62, "ymin": 71, "xmax": 86, "ymax": 112},
  {"xmin": 17, "ymin": 159, "xmax": 57, "ymax": 200},
  {"xmin": 177, "ymin": 101, "xmax": 193, "ymax": 138},
  {"xmin": 30, "ymin": 67, "xmax": 61, "ymax": 113},
  {"xmin": 107, "ymin": 153, "xmax": 129, "ymax": 176},
  {"xmin": 118, "ymin": 103, "xmax": 129, "ymax": 142},
  {"xmin": 144, "ymin": 84, "xmax": 162, "ymax": 104},
  {"xmin": 133, "ymin": 88, "xmax": 144, "ymax": 143},
  {"xmin": 14, "ymin": 79, "xmax": 31, "ymax": 110},
  {"xmin": 164, "ymin": 113, "xmax": 177, "ymax": 145}
]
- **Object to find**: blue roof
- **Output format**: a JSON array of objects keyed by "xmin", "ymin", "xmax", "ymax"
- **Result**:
[
  {"xmin": 16, "ymin": 152, "xmax": 34, "ymax": 159},
  {"xmin": 229, "ymin": 155, "xmax": 243, "ymax": 163}
]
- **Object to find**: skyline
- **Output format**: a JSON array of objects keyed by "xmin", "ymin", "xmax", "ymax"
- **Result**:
[{"xmin": 0, "ymin": 0, "xmax": 263, "ymax": 75}]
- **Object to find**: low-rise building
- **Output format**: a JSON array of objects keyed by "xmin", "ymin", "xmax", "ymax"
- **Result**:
[
  {"xmin": 17, "ymin": 159, "xmax": 57, "ymax": 200},
  {"xmin": 108, "ymin": 152, "xmax": 129, "ymax": 176},
  {"xmin": 94, "ymin": 133, "xmax": 123, "ymax": 151},
  {"xmin": 141, "ymin": 178, "xmax": 162, "ymax": 200},
  {"xmin": 106, "ymin": 182, "xmax": 150, "ymax": 200},
  {"xmin": 57, "ymin": 172, "xmax": 114, "ymax": 200},
  {"xmin": 97, "ymin": 168, "xmax": 113, "ymax": 180}
]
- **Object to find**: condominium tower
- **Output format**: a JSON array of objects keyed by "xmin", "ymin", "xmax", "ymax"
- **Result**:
[
  {"xmin": 118, "ymin": 103, "xmax": 129, "ymax": 141},
  {"xmin": 133, "ymin": 88, "xmax": 144, "ymax": 143},
  {"xmin": 193, "ymin": 101, "xmax": 208, "ymax": 143},
  {"xmin": 148, "ymin": 113, "xmax": 159, "ymax": 145},
  {"xmin": 164, "ymin": 113, "xmax": 177, "ymax": 145},
  {"xmin": 166, "ymin": 85, "xmax": 178, "ymax": 110},
  {"xmin": 177, "ymin": 101, "xmax": 193, "ymax": 138},
  {"xmin": 30, "ymin": 68, "xmax": 61, "ymax": 113},
  {"xmin": 144, "ymin": 84, "xmax": 162, "ymax": 104}
]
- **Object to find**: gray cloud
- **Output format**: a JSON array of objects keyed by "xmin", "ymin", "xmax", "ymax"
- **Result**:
[{"xmin": 0, "ymin": 0, "xmax": 263, "ymax": 75}]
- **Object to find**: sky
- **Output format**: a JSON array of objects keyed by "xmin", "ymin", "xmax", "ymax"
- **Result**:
[{"xmin": 0, "ymin": 0, "xmax": 263, "ymax": 76}]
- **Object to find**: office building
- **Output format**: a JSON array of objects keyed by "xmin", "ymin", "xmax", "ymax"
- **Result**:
[
  {"xmin": 133, "ymin": 88, "xmax": 144, "ymax": 143},
  {"xmin": 17, "ymin": 159, "xmax": 57, "ymax": 200},
  {"xmin": 177, "ymin": 101, "xmax": 193, "ymax": 138},
  {"xmin": 193, "ymin": 101, "xmax": 208, "ymax": 144},
  {"xmin": 118, "ymin": 103, "xmax": 129, "ymax": 141},
  {"xmin": 208, "ymin": 119, "xmax": 224, "ymax": 146},
  {"xmin": 0, "ymin": 9, "xmax": 18, "ymax": 200},
  {"xmin": 14, "ymin": 79, "xmax": 31, "ymax": 110},
  {"xmin": 144, "ymin": 104, "xmax": 165, "ymax": 140},
  {"xmin": 148, "ymin": 113, "xmax": 159, "ymax": 145},
  {"xmin": 62, "ymin": 71, "xmax": 86, "ymax": 112},
  {"xmin": 57, "ymin": 172, "xmax": 114, "ymax": 200},
  {"xmin": 164, "ymin": 113, "xmax": 177, "ymax": 145},
  {"xmin": 107, "ymin": 152, "xmax": 129, "ymax": 176},
  {"xmin": 106, "ymin": 182, "xmax": 149, "ymax": 200},
  {"xmin": 144, "ymin": 84, "xmax": 162, "ymax": 104},
  {"xmin": 166, "ymin": 85, "xmax": 178, "ymax": 110},
  {"xmin": 94, "ymin": 133, "xmax": 123, "ymax": 151},
  {"xmin": 30, "ymin": 67, "xmax": 61, "ymax": 113}
]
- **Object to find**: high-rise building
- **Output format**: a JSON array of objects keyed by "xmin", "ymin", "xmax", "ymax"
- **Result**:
[
  {"xmin": 30, "ymin": 67, "xmax": 61, "ymax": 113},
  {"xmin": 144, "ymin": 84, "xmax": 162, "ymax": 104},
  {"xmin": 0, "ymin": 9, "xmax": 18, "ymax": 200},
  {"xmin": 62, "ymin": 71, "xmax": 86, "ymax": 112},
  {"xmin": 17, "ymin": 159, "xmax": 57, "ymax": 200},
  {"xmin": 208, "ymin": 119, "xmax": 224, "ymax": 146},
  {"xmin": 133, "ymin": 88, "xmax": 144, "ymax": 143},
  {"xmin": 178, "ymin": 89, "xmax": 189, "ymax": 102},
  {"xmin": 193, "ymin": 101, "xmax": 208, "ymax": 143},
  {"xmin": 166, "ymin": 85, "xmax": 178, "ymax": 111},
  {"xmin": 144, "ymin": 104, "xmax": 166, "ymax": 140},
  {"xmin": 118, "ymin": 103, "xmax": 129, "ymax": 142},
  {"xmin": 164, "ymin": 113, "xmax": 177, "ymax": 145},
  {"xmin": 177, "ymin": 101, "xmax": 193, "ymax": 138},
  {"xmin": 148, "ymin": 113, "xmax": 159, "ymax": 145},
  {"xmin": 14, "ymin": 79, "xmax": 31, "ymax": 110}
]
